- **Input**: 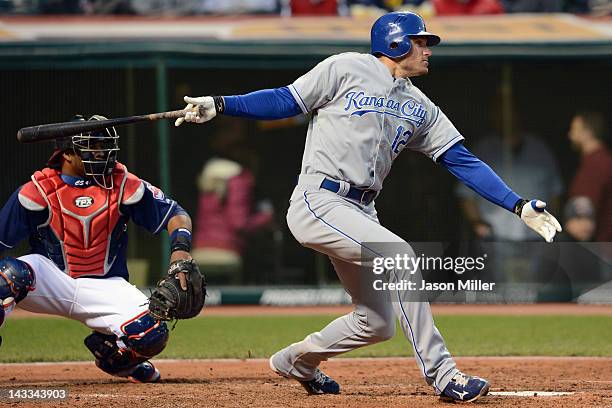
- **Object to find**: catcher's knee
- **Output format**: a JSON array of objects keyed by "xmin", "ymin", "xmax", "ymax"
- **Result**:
[
  {"xmin": 120, "ymin": 312, "xmax": 169, "ymax": 358},
  {"xmin": 0, "ymin": 257, "xmax": 36, "ymax": 305},
  {"xmin": 84, "ymin": 314, "xmax": 168, "ymax": 376}
]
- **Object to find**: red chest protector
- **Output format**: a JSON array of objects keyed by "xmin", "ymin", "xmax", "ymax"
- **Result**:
[{"xmin": 20, "ymin": 163, "xmax": 143, "ymax": 278}]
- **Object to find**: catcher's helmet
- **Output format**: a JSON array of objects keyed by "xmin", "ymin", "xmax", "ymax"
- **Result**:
[
  {"xmin": 73, "ymin": 114, "xmax": 119, "ymax": 189},
  {"xmin": 47, "ymin": 114, "xmax": 86, "ymax": 168},
  {"xmin": 47, "ymin": 114, "xmax": 120, "ymax": 189},
  {"xmin": 371, "ymin": 12, "xmax": 440, "ymax": 59}
]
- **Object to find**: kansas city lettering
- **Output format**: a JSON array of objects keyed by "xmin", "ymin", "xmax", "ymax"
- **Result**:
[{"xmin": 343, "ymin": 91, "xmax": 427, "ymax": 126}]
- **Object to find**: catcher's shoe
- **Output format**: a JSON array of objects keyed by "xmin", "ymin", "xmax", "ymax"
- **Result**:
[
  {"xmin": 269, "ymin": 355, "xmax": 340, "ymax": 395},
  {"xmin": 128, "ymin": 361, "xmax": 161, "ymax": 383},
  {"xmin": 440, "ymin": 371, "xmax": 490, "ymax": 402}
]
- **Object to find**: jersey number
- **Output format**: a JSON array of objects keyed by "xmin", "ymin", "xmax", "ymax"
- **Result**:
[{"xmin": 391, "ymin": 125, "xmax": 413, "ymax": 156}]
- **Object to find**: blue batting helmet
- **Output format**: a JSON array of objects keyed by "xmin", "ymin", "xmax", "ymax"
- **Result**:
[{"xmin": 371, "ymin": 12, "xmax": 440, "ymax": 59}]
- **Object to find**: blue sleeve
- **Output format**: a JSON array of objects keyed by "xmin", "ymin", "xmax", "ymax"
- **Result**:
[
  {"xmin": 223, "ymin": 87, "xmax": 303, "ymax": 120},
  {"xmin": 440, "ymin": 142, "xmax": 521, "ymax": 212},
  {"xmin": 122, "ymin": 181, "xmax": 184, "ymax": 234},
  {"xmin": 0, "ymin": 188, "xmax": 33, "ymax": 253}
]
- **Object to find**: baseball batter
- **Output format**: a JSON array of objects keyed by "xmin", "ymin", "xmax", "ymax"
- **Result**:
[
  {"xmin": 176, "ymin": 12, "xmax": 561, "ymax": 402},
  {"xmin": 0, "ymin": 115, "xmax": 197, "ymax": 382}
]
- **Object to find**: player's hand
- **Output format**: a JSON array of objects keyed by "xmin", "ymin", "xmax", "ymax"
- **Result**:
[
  {"xmin": 170, "ymin": 250, "xmax": 191, "ymax": 290},
  {"xmin": 175, "ymin": 96, "xmax": 216, "ymax": 126},
  {"xmin": 519, "ymin": 200, "xmax": 562, "ymax": 243}
]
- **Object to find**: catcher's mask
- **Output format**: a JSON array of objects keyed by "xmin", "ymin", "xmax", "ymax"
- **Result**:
[
  {"xmin": 73, "ymin": 115, "xmax": 120, "ymax": 189},
  {"xmin": 48, "ymin": 114, "xmax": 120, "ymax": 189}
]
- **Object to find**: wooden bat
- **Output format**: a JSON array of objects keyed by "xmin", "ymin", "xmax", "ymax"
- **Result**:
[{"xmin": 16, "ymin": 107, "xmax": 201, "ymax": 143}]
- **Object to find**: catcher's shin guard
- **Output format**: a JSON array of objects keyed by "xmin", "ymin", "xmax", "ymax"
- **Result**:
[
  {"xmin": 85, "ymin": 313, "xmax": 168, "ymax": 377},
  {"xmin": 0, "ymin": 257, "xmax": 36, "ymax": 304},
  {"xmin": 120, "ymin": 311, "xmax": 169, "ymax": 358}
]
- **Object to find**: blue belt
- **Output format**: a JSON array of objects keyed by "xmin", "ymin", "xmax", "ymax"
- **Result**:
[{"xmin": 320, "ymin": 178, "xmax": 378, "ymax": 205}]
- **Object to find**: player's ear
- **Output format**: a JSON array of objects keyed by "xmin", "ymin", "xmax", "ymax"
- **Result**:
[{"xmin": 62, "ymin": 149, "xmax": 78, "ymax": 163}]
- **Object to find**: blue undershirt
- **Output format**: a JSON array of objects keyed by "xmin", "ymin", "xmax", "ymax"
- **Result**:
[
  {"xmin": 221, "ymin": 87, "xmax": 521, "ymax": 212},
  {"xmin": 440, "ymin": 142, "xmax": 521, "ymax": 212},
  {"xmin": 223, "ymin": 87, "xmax": 302, "ymax": 120}
]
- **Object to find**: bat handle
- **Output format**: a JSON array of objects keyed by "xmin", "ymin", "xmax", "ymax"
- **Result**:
[{"xmin": 148, "ymin": 109, "xmax": 190, "ymax": 121}]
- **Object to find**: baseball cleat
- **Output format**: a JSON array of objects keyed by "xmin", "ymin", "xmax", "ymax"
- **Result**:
[
  {"xmin": 298, "ymin": 368, "xmax": 340, "ymax": 395},
  {"xmin": 128, "ymin": 361, "xmax": 161, "ymax": 383},
  {"xmin": 440, "ymin": 371, "xmax": 490, "ymax": 402},
  {"xmin": 269, "ymin": 355, "xmax": 340, "ymax": 395}
]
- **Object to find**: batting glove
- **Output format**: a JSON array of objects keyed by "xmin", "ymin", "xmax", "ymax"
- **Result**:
[
  {"xmin": 517, "ymin": 200, "xmax": 562, "ymax": 243},
  {"xmin": 175, "ymin": 96, "xmax": 217, "ymax": 126}
]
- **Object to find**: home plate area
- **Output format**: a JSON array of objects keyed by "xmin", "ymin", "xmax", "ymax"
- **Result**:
[{"xmin": 0, "ymin": 357, "xmax": 610, "ymax": 407}]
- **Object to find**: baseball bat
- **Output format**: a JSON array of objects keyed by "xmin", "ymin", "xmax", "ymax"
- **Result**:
[{"xmin": 16, "ymin": 107, "xmax": 200, "ymax": 143}]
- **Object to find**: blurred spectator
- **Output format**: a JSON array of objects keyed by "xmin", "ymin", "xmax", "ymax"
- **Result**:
[
  {"xmin": 587, "ymin": 0, "xmax": 612, "ymax": 15},
  {"xmin": 348, "ymin": 0, "xmax": 434, "ymax": 17},
  {"xmin": 82, "ymin": 0, "xmax": 133, "ymax": 14},
  {"xmin": 501, "ymin": 0, "xmax": 563, "ymax": 13},
  {"xmin": 196, "ymin": 0, "xmax": 279, "ymax": 15},
  {"xmin": 433, "ymin": 0, "xmax": 504, "ymax": 15},
  {"xmin": 457, "ymin": 106, "xmax": 562, "ymax": 241},
  {"xmin": 456, "ymin": 103, "xmax": 564, "ymax": 301},
  {"xmin": 192, "ymin": 118, "xmax": 275, "ymax": 284},
  {"xmin": 561, "ymin": 196, "xmax": 596, "ymax": 241},
  {"xmin": 567, "ymin": 111, "xmax": 612, "ymax": 241},
  {"xmin": 566, "ymin": 0, "xmax": 611, "ymax": 15},
  {"xmin": 281, "ymin": 0, "xmax": 347, "ymax": 15}
]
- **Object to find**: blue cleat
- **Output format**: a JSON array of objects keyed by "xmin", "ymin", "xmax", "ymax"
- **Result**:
[
  {"xmin": 299, "ymin": 369, "xmax": 340, "ymax": 395},
  {"xmin": 441, "ymin": 371, "xmax": 490, "ymax": 402},
  {"xmin": 269, "ymin": 355, "xmax": 340, "ymax": 395},
  {"xmin": 128, "ymin": 361, "xmax": 161, "ymax": 383}
]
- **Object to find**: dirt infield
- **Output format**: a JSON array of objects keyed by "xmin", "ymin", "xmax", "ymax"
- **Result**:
[
  {"xmin": 0, "ymin": 357, "xmax": 611, "ymax": 407},
  {"xmin": 4, "ymin": 304, "xmax": 612, "ymax": 407}
]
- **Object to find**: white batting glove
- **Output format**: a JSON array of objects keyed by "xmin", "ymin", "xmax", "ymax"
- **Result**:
[
  {"xmin": 175, "ymin": 96, "xmax": 217, "ymax": 127},
  {"xmin": 519, "ymin": 200, "xmax": 562, "ymax": 243}
]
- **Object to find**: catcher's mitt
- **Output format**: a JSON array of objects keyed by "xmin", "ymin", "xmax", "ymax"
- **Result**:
[{"xmin": 148, "ymin": 259, "xmax": 206, "ymax": 320}]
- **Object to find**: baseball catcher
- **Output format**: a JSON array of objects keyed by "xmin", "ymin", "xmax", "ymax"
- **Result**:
[{"xmin": 0, "ymin": 114, "xmax": 204, "ymax": 382}]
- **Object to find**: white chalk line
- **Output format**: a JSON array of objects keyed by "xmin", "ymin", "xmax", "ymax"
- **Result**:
[
  {"xmin": 490, "ymin": 391, "xmax": 574, "ymax": 397},
  {"xmin": 79, "ymin": 393, "xmax": 153, "ymax": 399},
  {"xmin": 74, "ymin": 390, "xmax": 578, "ymax": 399}
]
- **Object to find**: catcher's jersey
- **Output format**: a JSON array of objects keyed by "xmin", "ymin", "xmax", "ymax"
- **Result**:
[
  {"xmin": 288, "ymin": 52, "xmax": 463, "ymax": 191},
  {"xmin": 0, "ymin": 164, "xmax": 180, "ymax": 281}
]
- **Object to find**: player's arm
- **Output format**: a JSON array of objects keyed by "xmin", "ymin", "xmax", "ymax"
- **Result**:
[
  {"xmin": 122, "ymin": 180, "xmax": 195, "ymax": 288},
  {"xmin": 175, "ymin": 55, "xmax": 341, "ymax": 126},
  {"xmin": 174, "ymin": 87, "xmax": 302, "ymax": 126},
  {"xmin": 124, "ymin": 182, "xmax": 205, "ymax": 320},
  {"xmin": 0, "ymin": 187, "xmax": 37, "ymax": 255},
  {"xmin": 439, "ymin": 142, "xmax": 562, "ymax": 242},
  {"xmin": 166, "ymin": 212, "xmax": 193, "ymax": 290}
]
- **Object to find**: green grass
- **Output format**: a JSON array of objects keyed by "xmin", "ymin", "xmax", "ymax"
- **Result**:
[{"xmin": 1, "ymin": 315, "xmax": 611, "ymax": 363}]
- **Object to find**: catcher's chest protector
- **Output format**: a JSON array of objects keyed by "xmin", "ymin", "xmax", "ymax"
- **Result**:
[{"xmin": 29, "ymin": 167, "xmax": 127, "ymax": 277}]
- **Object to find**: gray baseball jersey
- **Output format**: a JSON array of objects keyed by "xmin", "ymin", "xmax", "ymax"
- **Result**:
[
  {"xmin": 272, "ymin": 52, "xmax": 462, "ymax": 393},
  {"xmin": 288, "ymin": 52, "xmax": 463, "ymax": 191}
]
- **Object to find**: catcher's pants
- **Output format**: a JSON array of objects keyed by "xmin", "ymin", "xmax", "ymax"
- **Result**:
[
  {"xmin": 9, "ymin": 254, "xmax": 149, "ymax": 338},
  {"xmin": 272, "ymin": 178, "xmax": 458, "ymax": 393}
]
